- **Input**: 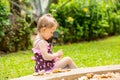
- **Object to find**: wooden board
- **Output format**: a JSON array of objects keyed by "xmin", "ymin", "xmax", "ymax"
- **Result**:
[{"xmin": 10, "ymin": 65, "xmax": 120, "ymax": 80}]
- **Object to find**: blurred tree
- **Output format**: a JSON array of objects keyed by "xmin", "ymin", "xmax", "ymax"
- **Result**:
[
  {"xmin": 10, "ymin": 0, "xmax": 21, "ymax": 14},
  {"xmin": 0, "ymin": 0, "xmax": 31, "ymax": 53},
  {"xmin": 8, "ymin": 0, "xmax": 71, "ymax": 26},
  {"xmin": 53, "ymin": 0, "xmax": 58, "ymax": 4},
  {"xmin": 30, "ymin": 0, "xmax": 52, "ymax": 22}
]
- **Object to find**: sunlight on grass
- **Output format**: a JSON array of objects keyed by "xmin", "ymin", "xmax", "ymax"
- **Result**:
[
  {"xmin": 0, "ymin": 51, "xmax": 35, "ymax": 80},
  {"xmin": 0, "ymin": 36, "xmax": 120, "ymax": 80},
  {"xmin": 53, "ymin": 36, "xmax": 120, "ymax": 67}
]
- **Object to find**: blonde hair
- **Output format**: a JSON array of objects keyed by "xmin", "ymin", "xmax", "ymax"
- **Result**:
[{"xmin": 37, "ymin": 14, "xmax": 58, "ymax": 32}]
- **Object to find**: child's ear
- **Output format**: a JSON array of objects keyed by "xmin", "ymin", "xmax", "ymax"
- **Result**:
[{"xmin": 41, "ymin": 27, "xmax": 46, "ymax": 32}]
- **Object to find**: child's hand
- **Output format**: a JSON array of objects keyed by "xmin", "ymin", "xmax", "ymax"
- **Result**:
[{"xmin": 57, "ymin": 49, "xmax": 63, "ymax": 58}]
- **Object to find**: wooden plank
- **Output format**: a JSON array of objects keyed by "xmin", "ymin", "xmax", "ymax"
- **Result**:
[{"xmin": 10, "ymin": 65, "xmax": 120, "ymax": 80}]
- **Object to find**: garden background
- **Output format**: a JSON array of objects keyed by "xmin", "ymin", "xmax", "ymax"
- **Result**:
[{"xmin": 0, "ymin": 0, "xmax": 120, "ymax": 80}]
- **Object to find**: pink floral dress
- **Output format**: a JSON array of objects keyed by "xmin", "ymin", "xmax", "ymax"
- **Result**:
[{"xmin": 32, "ymin": 42, "xmax": 55, "ymax": 72}]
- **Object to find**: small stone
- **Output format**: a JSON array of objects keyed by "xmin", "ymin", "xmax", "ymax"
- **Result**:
[
  {"xmin": 38, "ymin": 70, "xmax": 44, "ymax": 75},
  {"xmin": 86, "ymin": 73, "xmax": 94, "ymax": 79},
  {"xmin": 33, "ymin": 72, "xmax": 39, "ymax": 76}
]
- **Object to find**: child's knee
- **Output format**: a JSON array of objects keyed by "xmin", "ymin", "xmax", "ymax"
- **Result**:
[{"xmin": 64, "ymin": 56, "xmax": 72, "ymax": 62}]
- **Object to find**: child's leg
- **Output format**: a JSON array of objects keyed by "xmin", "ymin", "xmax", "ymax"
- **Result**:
[{"xmin": 54, "ymin": 57, "xmax": 77, "ymax": 69}]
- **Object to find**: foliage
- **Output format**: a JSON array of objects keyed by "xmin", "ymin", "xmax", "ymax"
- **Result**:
[
  {"xmin": 0, "ymin": 15, "xmax": 31, "ymax": 52},
  {"xmin": 0, "ymin": 0, "xmax": 31, "ymax": 53},
  {"xmin": 50, "ymin": 0, "xmax": 120, "ymax": 43},
  {"xmin": 0, "ymin": 1, "xmax": 10, "ymax": 42},
  {"xmin": 0, "ymin": 36, "xmax": 120, "ymax": 80}
]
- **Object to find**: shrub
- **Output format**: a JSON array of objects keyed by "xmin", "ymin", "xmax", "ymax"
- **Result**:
[
  {"xmin": 50, "ymin": 0, "xmax": 120, "ymax": 43},
  {"xmin": 0, "ymin": 1, "xmax": 31, "ymax": 53},
  {"xmin": 0, "ymin": 1, "xmax": 10, "ymax": 42}
]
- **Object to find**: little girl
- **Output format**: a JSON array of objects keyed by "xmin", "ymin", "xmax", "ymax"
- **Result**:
[{"xmin": 32, "ymin": 14, "xmax": 77, "ymax": 75}]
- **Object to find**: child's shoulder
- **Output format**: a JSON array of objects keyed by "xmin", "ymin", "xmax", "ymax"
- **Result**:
[
  {"xmin": 34, "ymin": 39, "xmax": 48, "ymax": 46},
  {"xmin": 38, "ymin": 40, "xmax": 47, "ymax": 45}
]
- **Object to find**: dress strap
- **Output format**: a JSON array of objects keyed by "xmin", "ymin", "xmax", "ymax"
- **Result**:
[
  {"xmin": 34, "ymin": 38, "xmax": 42, "ymax": 47},
  {"xmin": 32, "ymin": 38, "xmax": 42, "ymax": 54}
]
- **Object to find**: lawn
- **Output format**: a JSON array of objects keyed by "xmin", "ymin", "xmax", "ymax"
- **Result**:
[{"xmin": 0, "ymin": 36, "xmax": 120, "ymax": 80}]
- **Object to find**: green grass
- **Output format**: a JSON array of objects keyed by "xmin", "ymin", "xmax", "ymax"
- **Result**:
[{"xmin": 0, "ymin": 36, "xmax": 120, "ymax": 80}]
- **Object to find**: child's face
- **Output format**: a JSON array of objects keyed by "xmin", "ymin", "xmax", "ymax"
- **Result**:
[{"xmin": 41, "ymin": 26, "xmax": 57, "ymax": 40}]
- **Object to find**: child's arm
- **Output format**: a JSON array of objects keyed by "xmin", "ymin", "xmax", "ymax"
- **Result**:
[
  {"xmin": 55, "ymin": 49, "xmax": 63, "ymax": 58},
  {"xmin": 38, "ymin": 41, "xmax": 62, "ymax": 60}
]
